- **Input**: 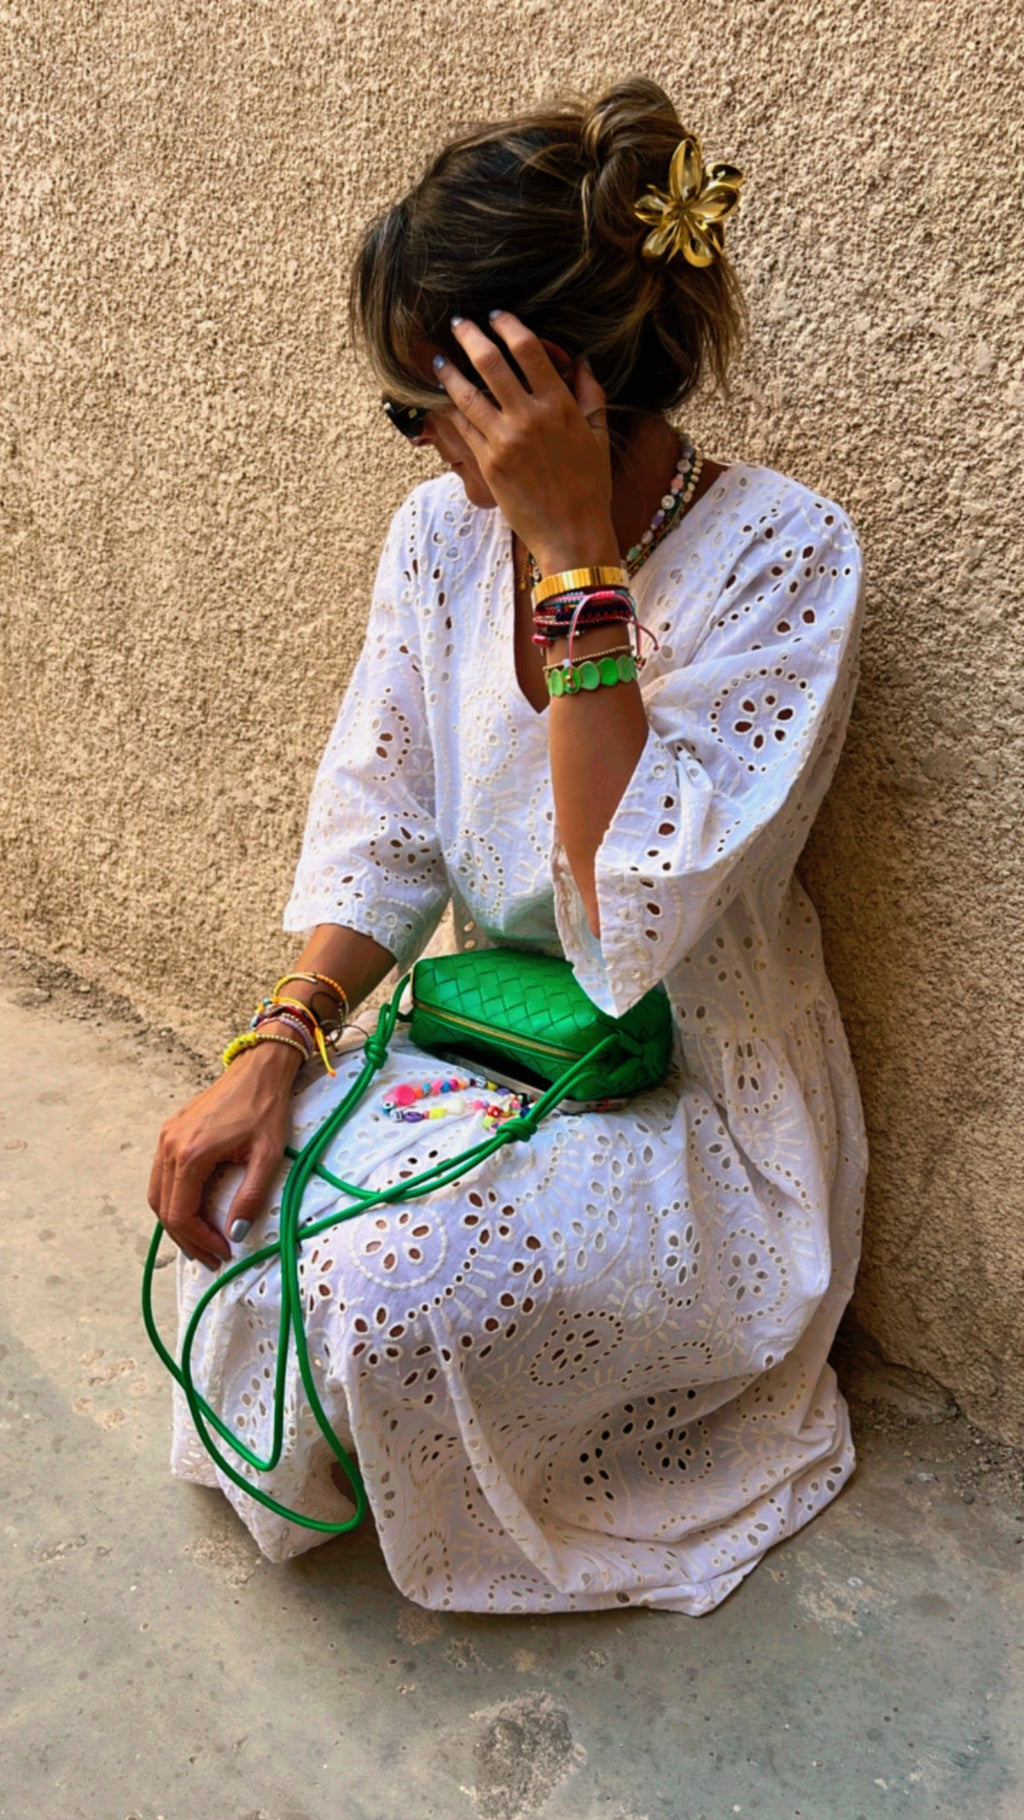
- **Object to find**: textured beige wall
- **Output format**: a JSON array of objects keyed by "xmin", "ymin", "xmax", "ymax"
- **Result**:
[{"xmin": 2, "ymin": 2, "xmax": 1021, "ymax": 1438}]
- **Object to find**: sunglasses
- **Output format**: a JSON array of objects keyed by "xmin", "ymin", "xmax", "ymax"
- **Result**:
[{"xmin": 381, "ymin": 397, "xmax": 436, "ymax": 441}]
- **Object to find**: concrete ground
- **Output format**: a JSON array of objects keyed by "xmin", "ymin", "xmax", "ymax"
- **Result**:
[{"xmin": 1, "ymin": 941, "xmax": 1022, "ymax": 1820}]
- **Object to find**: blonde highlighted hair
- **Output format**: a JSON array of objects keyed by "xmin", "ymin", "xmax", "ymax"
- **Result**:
[{"xmin": 350, "ymin": 78, "xmax": 746, "ymax": 435}]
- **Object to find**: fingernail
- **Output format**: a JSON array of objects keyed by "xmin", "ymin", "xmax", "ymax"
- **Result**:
[
  {"xmin": 450, "ymin": 315, "xmax": 465, "ymax": 328},
  {"xmin": 230, "ymin": 1218, "xmax": 252, "ymax": 1241},
  {"xmin": 488, "ymin": 309, "xmax": 502, "ymax": 321},
  {"xmin": 432, "ymin": 353, "xmax": 446, "ymax": 370}
]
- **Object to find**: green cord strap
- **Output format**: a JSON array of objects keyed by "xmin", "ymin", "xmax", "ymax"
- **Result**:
[{"xmin": 142, "ymin": 973, "xmax": 619, "ymax": 1536}]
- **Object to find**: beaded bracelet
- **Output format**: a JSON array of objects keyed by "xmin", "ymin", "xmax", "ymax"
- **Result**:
[
  {"xmin": 250, "ymin": 993, "xmax": 319, "ymax": 1030},
  {"xmin": 542, "ymin": 641, "xmax": 633, "ymax": 674},
  {"xmin": 222, "ymin": 1029, "xmax": 308, "ymax": 1070},
  {"xmin": 532, "ymin": 615, "xmax": 634, "ymax": 651},
  {"xmin": 532, "ymin": 584, "xmax": 636, "ymax": 624},
  {"xmin": 252, "ymin": 1009, "xmax": 316, "ymax": 1058},
  {"xmin": 382, "ymin": 1072, "xmax": 531, "ymax": 1128},
  {"xmin": 249, "ymin": 994, "xmax": 339, "ymax": 1076},
  {"xmin": 250, "ymin": 1000, "xmax": 319, "ymax": 1055},
  {"xmin": 532, "ymin": 600, "xmax": 635, "ymax": 635},
  {"xmin": 534, "ymin": 585, "xmax": 661, "ymax": 668},
  {"xmin": 383, "ymin": 1071, "xmax": 481, "ymax": 1110},
  {"xmin": 255, "ymin": 994, "xmax": 339, "ymax": 1037}
]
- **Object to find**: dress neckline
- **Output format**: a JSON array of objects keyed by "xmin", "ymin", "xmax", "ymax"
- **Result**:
[{"xmin": 499, "ymin": 460, "xmax": 742, "ymax": 721}]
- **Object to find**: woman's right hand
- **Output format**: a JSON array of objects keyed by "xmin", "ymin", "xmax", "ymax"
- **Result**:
[{"xmin": 147, "ymin": 1043, "xmax": 301, "ymax": 1271}]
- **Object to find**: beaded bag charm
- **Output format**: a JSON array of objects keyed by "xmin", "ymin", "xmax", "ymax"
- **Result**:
[{"xmin": 382, "ymin": 1072, "xmax": 531, "ymax": 1129}]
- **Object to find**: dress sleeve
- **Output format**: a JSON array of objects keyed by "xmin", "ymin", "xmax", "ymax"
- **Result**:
[
  {"xmin": 551, "ymin": 492, "xmax": 865, "ymax": 1015},
  {"xmin": 282, "ymin": 492, "xmax": 450, "ymax": 970}
]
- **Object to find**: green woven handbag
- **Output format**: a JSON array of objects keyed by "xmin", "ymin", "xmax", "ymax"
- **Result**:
[
  {"xmin": 406, "ymin": 947, "xmax": 673, "ymax": 1106},
  {"xmin": 142, "ymin": 948, "xmax": 673, "ymax": 1538}
]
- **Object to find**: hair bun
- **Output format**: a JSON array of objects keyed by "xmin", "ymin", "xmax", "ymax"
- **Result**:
[
  {"xmin": 579, "ymin": 78, "xmax": 686, "ymax": 254},
  {"xmin": 351, "ymin": 76, "xmax": 745, "ymax": 427},
  {"xmin": 580, "ymin": 77, "xmax": 681, "ymax": 167}
]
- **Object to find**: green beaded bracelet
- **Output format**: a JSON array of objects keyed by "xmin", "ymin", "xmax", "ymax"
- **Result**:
[{"xmin": 546, "ymin": 650, "xmax": 638, "ymax": 698}]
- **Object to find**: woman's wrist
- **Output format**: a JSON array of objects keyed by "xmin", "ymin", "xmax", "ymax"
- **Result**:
[
  {"xmin": 530, "ymin": 523, "xmax": 620, "ymax": 578},
  {"xmin": 230, "ymin": 1031, "xmax": 305, "ymax": 1083},
  {"xmin": 254, "ymin": 1012, "xmax": 316, "ymax": 1058}
]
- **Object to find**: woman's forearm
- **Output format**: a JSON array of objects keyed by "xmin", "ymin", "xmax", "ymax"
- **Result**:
[
  {"xmin": 288, "ymin": 924, "xmax": 399, "ymax": 1013},
  {"xmin": 151, "ymin": 922, "xmax": 401, "ymax": 1264},
  {"xmin": 546, "ymin": 623, "xmax": 649, "ymax": 939},
  {"xmin": 238, "ymin": 923, "xmax": 398, "ymax": 1084}
]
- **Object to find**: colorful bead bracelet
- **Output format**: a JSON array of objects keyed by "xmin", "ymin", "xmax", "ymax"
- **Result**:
[
  {"xmin": 542, "ymin": 641, "xmax": 633, "ymax": 670},
  {"xmin": 530, "ymin": 580, "xmax": 665, "ymax": 670},
  {"xmin": 222, "ymin": 972, "xmax": 353, "ymax": 1076},
  {"xmin": 249, "ymin": 994, "xmax": 341, "ymax": 1074},
  {"xmin": 533, "ymin": 590, "xmax": 645, "ymax": 667},
  {"xmin": 253, "ymin": 1009, "xmax": 316, "ymax": 1058}
]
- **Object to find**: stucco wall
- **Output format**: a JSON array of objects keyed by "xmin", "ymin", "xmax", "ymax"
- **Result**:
[{"xmin": 2, "ymin": 2, "xmax": 1021, "ymax": 1439}]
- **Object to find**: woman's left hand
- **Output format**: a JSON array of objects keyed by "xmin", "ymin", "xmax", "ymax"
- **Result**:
[{"xmin": 434, "ymin": 312, "xmax": 619, "ymax": 574}]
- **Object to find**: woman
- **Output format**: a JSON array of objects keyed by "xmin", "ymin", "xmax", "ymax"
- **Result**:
[{"xmin": 148, "ymin": 78, "xmax": 868, "ymax": 1615}]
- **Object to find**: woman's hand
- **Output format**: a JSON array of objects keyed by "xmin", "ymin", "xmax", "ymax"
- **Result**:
[
  {"xmin": 147, "ymin": 1045, "xmax": 299, "ymax": 1271},
  {"xmin": 434, "ymin": 312, "xmax": 618, "ymax": 575},
  {"xmin": 146, "ymin": 926, "xmax": 396, "ymax": 1271}
]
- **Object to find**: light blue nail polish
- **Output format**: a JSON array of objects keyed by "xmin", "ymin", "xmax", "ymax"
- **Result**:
[
  {"xmin": 450, "ymin": 315, "xmax": 465, "ymax": 327},
  {"xmin": 488, "ymin": 309, "xmax": 502, "ymax": 321},
  {"xmin": 432, "ymin": 353, "xmax": 446, "ymax": 370},
  {"xmin": 230, "ymin": 1218, "xmax": 251, "ymax": 1241}
]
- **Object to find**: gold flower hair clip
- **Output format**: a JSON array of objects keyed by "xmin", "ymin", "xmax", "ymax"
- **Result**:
[{"xmin": 634, "ymin": 133, "xmax": 744, "ymax": 268}]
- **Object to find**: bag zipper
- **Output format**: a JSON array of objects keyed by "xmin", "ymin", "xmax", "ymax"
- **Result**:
[{"xmin": 411, "ymin": 994, "xmax": 582, "ymax": 1063}]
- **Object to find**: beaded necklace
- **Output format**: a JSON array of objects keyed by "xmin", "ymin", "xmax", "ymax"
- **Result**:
[{"xmin": 517, "ymin": 432, "xmax": 702, "ymax": 594}]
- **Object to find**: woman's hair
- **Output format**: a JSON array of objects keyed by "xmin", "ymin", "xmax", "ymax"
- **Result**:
[{"xmin": 349, "ymin": 78, "xmax": 746, "ymax": 439}]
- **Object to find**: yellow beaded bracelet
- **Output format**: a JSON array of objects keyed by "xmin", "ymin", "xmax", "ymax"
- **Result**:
[{"xmin": 222, "ymin": 1029, "xmax": 308, "ymax": 1071}]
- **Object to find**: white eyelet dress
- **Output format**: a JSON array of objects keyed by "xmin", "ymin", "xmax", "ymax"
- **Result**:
[{"xmin": 170, "ymin": 463, "xmax": 869, "ymax": 1616}]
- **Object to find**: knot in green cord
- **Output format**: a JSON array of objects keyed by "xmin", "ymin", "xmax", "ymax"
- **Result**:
[
  {"xmin": 362, "ymin": 1034, "xmax": 390, "ymax": 1070},
  {"xmin": 493, "ymin": 1114, "xmax": 537, "ymax": 1145}
]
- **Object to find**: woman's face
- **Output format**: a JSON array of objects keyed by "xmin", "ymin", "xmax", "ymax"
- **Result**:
[
  {"xmin": 414, "ymin": 402, "xmax": 498, "ymax": 510},
  {"xmin": 401, "ymin": 334, "xmax": 497, "ymax": 508}
]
